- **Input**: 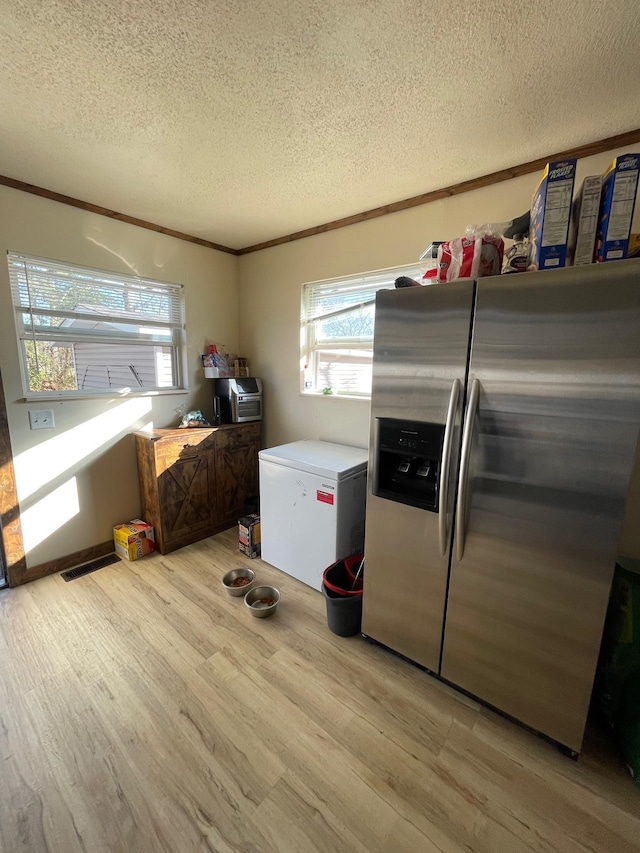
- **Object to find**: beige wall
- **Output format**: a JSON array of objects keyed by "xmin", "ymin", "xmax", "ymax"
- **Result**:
[
  {"xmin": 237, "ymin": 145, "xmax": 640, "ymax": 559},
  {"xmin": 2, "ymin": 144, "xmax": 638, "ymax": 570},
  {"xmin": 0, "ymin": 185, "xmax": 238, "ymax": 568}
]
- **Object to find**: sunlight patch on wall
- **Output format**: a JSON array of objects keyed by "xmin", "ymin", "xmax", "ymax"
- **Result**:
[
  {"xmin": 14, "ymin": 398, "xmax": 153, "ymax": 501},
  {"xmin": 21, "ymin": 477, "xmax": 80, "ymax": 551}
]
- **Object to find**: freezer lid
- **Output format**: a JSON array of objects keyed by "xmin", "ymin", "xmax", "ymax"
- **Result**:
[{"xmin": 258, "ymin": 440, "xmax": 368, "ymax": 479}]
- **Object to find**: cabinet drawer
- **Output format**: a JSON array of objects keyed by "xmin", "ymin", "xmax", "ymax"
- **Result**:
[{"xmin": 216, "ymin": 423, "xmax": 261, "ymax": 451}]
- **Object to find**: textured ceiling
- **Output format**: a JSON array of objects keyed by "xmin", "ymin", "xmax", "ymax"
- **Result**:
[{"xmin": 1, "ymin": 0, "xmax": 640, "ymax": 250}]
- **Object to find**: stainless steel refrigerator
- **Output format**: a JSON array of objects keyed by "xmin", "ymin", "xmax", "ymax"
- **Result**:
[{"xmin": 361, "ymin": 259, "xmax": 640, "ymax": 754}]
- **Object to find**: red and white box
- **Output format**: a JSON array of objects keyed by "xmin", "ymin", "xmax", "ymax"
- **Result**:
[{"xmin": 113, "ymin": 519, "xmax": 155, "ymax": 561}]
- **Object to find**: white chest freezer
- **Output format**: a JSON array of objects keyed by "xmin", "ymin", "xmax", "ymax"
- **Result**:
[{"xmin": 259, "ymin": 440, "xmax": 368, "ymax": 591}]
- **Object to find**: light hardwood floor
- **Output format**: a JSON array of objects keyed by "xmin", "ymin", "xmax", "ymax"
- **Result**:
[{"xmin": 1, "ymin": 529, "xmax": 639, "ymax": 853}]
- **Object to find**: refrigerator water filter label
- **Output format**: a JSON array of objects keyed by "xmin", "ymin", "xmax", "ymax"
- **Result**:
[{"xmin": 317, "ymin": 490, "xmax": 334, "ymax": 505}]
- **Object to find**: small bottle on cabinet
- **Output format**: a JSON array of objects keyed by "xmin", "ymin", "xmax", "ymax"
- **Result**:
[{"xmin": 502, "ymin": 234, "xmax": 529, "ymax": 274}]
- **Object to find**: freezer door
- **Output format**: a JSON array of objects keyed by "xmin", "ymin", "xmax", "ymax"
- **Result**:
[
  {"xmin": 259, "ymin": 460, "xmax": 367, "ymax": 591},
  {"xmin": 441, "ymin": 260, "xmax": 640, "ymax": 752},
  {"xmin": 362, "ymin": 279, "xmax": 475, "ymax": 672}
]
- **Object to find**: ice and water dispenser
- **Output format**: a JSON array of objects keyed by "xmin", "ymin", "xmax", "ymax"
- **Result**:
[{"xmin": 374, "ymin": 418, "xmax": 444, "ymax": 511}]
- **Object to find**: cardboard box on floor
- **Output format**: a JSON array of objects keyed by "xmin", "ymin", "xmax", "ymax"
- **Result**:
[
  {"xmin": 239, "ymin": 514, "xmax": 261, "ymax": 558},
  {"xmin": 114, "ymin": 519, "xmax": 155, "ymax": 561}
]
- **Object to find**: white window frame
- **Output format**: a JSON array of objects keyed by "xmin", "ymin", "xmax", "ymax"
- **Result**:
[
  {"xmin": 8, "ymin": 252, "xmax": 187, "ymax": 400},
  {"xmin": 300, "ymin": 263, "xmax": 427, "ymax": 399}
]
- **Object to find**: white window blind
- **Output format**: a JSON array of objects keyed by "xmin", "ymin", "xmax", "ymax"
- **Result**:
[
  {"xmin": 301, "ymin": 263, "xmax": 426, "ymax": 397},
  {"xmin": 8, "ymin": 252, "xmax": 186, "ymax": 396}
]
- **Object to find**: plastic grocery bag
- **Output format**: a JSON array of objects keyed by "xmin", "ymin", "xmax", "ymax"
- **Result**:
[
  {"xmin": 437, "ymin": 224, "xmax": 505, "ymax": 282},
  {"xmin": 178, "ymin": 410, "xmax": 211, "ymax": 428}
]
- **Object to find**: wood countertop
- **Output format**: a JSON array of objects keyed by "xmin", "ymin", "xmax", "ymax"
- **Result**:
[{"xmin": 134, "ymin": 422, "xmax": 259, "ymax": 441}]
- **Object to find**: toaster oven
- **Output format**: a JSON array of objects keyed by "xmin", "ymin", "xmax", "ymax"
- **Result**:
[{"xmin": 213, "ymin": 377, "xmax": 262, "ymax": 423}]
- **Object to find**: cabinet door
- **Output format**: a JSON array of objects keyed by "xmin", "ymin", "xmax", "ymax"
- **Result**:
[
  {"xmin": 157, "ymin": 437, "xmax": 215, "ymax": 548},
  {"xmin": 215, "ymin": 426, "xmax": 260, "ymax": 527}
]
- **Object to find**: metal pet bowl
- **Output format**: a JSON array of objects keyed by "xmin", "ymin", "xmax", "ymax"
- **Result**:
[
  {"xmin": 244, "ymin": 585, "xmax": 280, "ymax": 618},
  {"xmin": 222, "ymin": 567, "xmax": 256, "ymax": 597}
]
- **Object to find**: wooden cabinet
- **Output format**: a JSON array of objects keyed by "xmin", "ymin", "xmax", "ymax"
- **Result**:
[
  {"xmin": 214, "ymin": 425, "xmax": 261, "ymax": 530},
  {"xmin": 134, "ymin": 423, "xmax": 261, "ymax": 554}
]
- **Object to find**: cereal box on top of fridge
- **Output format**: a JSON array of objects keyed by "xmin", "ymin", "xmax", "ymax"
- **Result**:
[
  {"xmin": 568, "ymin": 175, "xmax": 602, "ymax": 266},
  {"xmin": 528, "ymin": 158, "xmax": 577, "ymax": 271},
  {"xmin": 595, "ymin": 153, "xmax": 640, "ymax": 263}
]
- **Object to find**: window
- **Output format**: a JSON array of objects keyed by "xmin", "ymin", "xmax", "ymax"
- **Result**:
[
  {"xmin": 8, "ymin": 253, "xmax": 186, "ymax": 398},
  {"xmin": 300, "ymin": 263, "xmax": 426, "ymax": 397}
]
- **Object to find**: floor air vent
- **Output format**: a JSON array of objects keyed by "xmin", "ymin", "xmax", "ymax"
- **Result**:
[{"xmin": 61, "ymin": 553, "xmax": 120, "ymax": 582}]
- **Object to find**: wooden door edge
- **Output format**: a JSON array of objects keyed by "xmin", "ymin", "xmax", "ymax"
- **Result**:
[{"xmin": 0, "ymin": 369, "xmax": 26, "ymax": 586}]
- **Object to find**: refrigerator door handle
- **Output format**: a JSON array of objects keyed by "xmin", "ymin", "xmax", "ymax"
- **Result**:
[
  {"xmin": 455, "ymin": 377, "xmax": 480, "ymax": 561},
  {"xmin": 438, "ymin": 378, "xmax": 461, "ymax": 555}
]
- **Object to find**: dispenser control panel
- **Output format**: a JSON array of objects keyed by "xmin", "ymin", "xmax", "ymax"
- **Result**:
[{"xmin": 374, "ymin": 418, "xmax": 445, "ymax": 512}]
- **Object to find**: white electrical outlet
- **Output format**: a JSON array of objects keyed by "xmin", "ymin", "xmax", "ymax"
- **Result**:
[{"xmin": 29, "ymin": 409, "xmax": 55, "ymax": 430}]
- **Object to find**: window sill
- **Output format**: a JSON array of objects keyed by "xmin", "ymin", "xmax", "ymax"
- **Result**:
[
  {"xmin": 300, "ymin": 391, "xmax": 371, "ymax": 402},
  {"xmin": 20, "ymin": 388, "xmax": 189, "ymax": 403}
]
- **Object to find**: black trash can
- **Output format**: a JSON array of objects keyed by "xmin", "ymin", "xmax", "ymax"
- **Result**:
[
  {"xmin": 322, "ymin": 555, "xmax": 364, "ymax": 637},
  {"xmin": 322, "ymin": 584, "xmax": 363, "ymax": 637}
]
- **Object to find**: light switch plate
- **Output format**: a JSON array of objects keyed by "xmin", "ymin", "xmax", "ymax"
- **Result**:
[{"xmin": 29, "ymin": 409, "xmax": 55, "ymax": 430}]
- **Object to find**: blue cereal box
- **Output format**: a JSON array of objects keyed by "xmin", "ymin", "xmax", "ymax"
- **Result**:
[
  {"xmin": 528, "ymin": 158, "xmax": 577, "ymax": 271},
  {"xmin": 595, "ymin": 153, "xmax": 640, "ymax": 263}
]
